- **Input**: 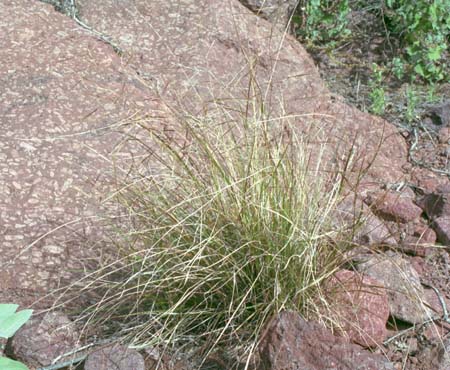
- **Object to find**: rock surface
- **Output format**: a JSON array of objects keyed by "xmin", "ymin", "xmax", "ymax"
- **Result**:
[
  {"xmin": 258, "ymin": 311, "xmax": 394, "ymax": 370},
  {"xmin": 365, "ymin": 190, "xmax": 422, "ymax": 223},
  {"xmin": 10, "ymin": 312, "xmax": 80, "ymax": 368},
  {"xmin": 433, "ymin": 217, "xmax": 450, "ymax": 245},
  {"xmin": 422, "ymin": 184, "xmax": 450, "ymax": 218},
  {"xmin": 424, "ymin": 338, "xmax": 450, "ymax": 370},
  {"xmin": 334, "ymin": 196, "xmax": 396, "ymax": 245},
  {"xmin": 326, "ymin": 269, "xmax": 389, "ymax": 347},
  {"xmin": 356, "ymin": 254, "xmax": 430, "ymax": 324},
  {"xmin": 239, "ymin": 0, "xmax": 298, "ymax": 30},
  {"xmin": 84, "ymin": 344, "xmax": 145, "ymax": 370},
  {"xmin": 421, "ymin": 184, "xmax": 450, "ymax": 245},
  {"xmin": 0, "ymin": 0, "xmax": 166, "ymax": 298},
  {"xmin": 0, "ymin": 0, "xmax": 409, "ymax": 303},
  {"xmin": 75, "ymin": 0, "xmax": 407, "ymax": 183}
]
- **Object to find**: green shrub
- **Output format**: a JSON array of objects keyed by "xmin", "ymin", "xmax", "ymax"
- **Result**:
[
  {"xmin": 73, "ymin": 105, "xmax": 354, "ymax": 366},
  {"xmin": 295, "ymin": 1, "xmax": 450, "ymax": 83},
  {"xmin": 384, "ymin": 0, "xmax": 450, "ymax": 82},
  {"xmin": 0, "ymin": 304, "xmax": 33, "ymax": 370},
  {"xmin": 295, "ymin": 0, "xmax": 351, "ymax": 44}
]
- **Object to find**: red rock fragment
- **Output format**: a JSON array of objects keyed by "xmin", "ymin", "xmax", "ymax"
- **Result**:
[
  {"xmin": 327, "ymin": 269, "xmax": 389, "ymax": 347},
  {"xmin": 366, "ymin": 191, "xmax": 422, "ymax": 223},
  {"xmin": 258, "ymin": 311, "xmax": 394, "ymax": 370}
]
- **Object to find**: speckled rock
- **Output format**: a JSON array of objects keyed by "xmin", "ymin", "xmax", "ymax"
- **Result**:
[
  {"xmin": 0, "ymin": 0, "xmax": 167, "ymax": 300},
  {"xmin": 84, "ymin": 344, "xmax": 145, "ymax": 370},
  {"xmin": 76, "ymin": 0, "xmax": 407, "ymax": 185},
  {"xmin": 1, "ymin": 0, "xmax": 408, "ymax": 305},
  {"xmin": 258, "ymin": 311, "xmax": 394, "ymax": 370},
  {"xmin": 11, "ymin": 312, "xmax": 80, "ymax": 368},
  {"xmin": 410, "ymin": 223, "xmax": 437, "ymax": 244},
  {"xmin": 326, "ymin": 269, "xmax": 389, "ymax": 347},
  {"xmin": 356, "ymin": 254, "xmax": 431, "ymax": 324}
]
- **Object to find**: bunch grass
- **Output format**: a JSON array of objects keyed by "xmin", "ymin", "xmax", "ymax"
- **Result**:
[{"xmin": 71, "ymin": 100, "xmax": 355, "ymax": 367}]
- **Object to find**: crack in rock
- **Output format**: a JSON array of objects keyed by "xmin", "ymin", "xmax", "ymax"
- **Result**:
[{"xmin": 36, "ymin": 0, "xmax": 123, "ymax": 55}]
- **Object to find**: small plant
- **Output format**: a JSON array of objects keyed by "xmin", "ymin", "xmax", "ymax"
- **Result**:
[
  {"xmin": 390, "ymin": 57, "xmax": 405, "ymax": 80},
  {"xmin": 427, "ymin": 83, "xmax": 439, "ymax": 103},
  {"xmin": 0, "ymin": 304, "xmax": 33, "ymax": 370},
  {"xmin": 384, "ymin": 0, "xmax": 450, "ymax": 83},
  {"xmin": 295, "ymin": 0, "xmax": 351, "ymax": 44},
  {"xmin": 369, "ymin": 63, "xmax": 386, "ymax": 115},
  {"xmin": 294, "ymin": 0, "xmax": 450, "ymax": 85},
  {"xmin": 71, "ymin": 101, "xmax": 354, "ymax": 367}
]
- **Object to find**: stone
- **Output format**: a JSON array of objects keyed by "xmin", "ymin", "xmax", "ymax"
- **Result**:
[
  {"xmin": 423, "ymin": 100, "xmax": 450, "ymax": 128},
  {"xmin": 334, "ymin": 196, "xmax": 396, "ymax": 246},
  {"xmin": 423, "ymin": 288, "xmax": 450, "ymax": 319},
  {"xmin": 418, "ymin": 185, "xmax": 450, "ymax": 244},
  {"xmin": 411, "ymin": 168, "xmax": 449, "ymax": 195},
  {"xmin": 1, "ymin": 0, "xmax": 408, "ymax": 306},
  {"xmin": 427, "ymin": 338, "xmax": 450, "ymax": 370},
  {"xmin": 84, "ymin": 344, "xmax": 145, "ymax": 370},
  {"xmin": 412, "ymin": 223, "xmax": 437, "ymax": 244},
  {"xmin": 432, "ymin": 216, "xmax": 450, "ymax": 245},
  {"xmin": 1, "ymin": 0, "xmax": 164, "ymax": 301},
  {"xmin": 326, "ymin": 269, "xmax": 389, "ymax": 347},
  {"xmin": 0, "ymin": 338, "xmax": 6, "ymax": 357},
  {"xmin": 422, "ymin": 184, "xmax": 450, "ymax": 219},
  {"xmin": 11, "ymin": 312, "xmax": 80, "ymax": 368},
  {"xmin": 365, "ymin": 191, "xmax": 422, "ymax": 223},
  {"xmin": 77, "ymin": 0, "xmax": 408, "ymax": 182},
  {"xmin": 356, "ymin": 254, "xmax": 431, "ymax": 324},
  {"xmin": 39, "ymin": 0, "xmax": 76, "ymax": 16},
  {"xmin": 239, "ymin": 0, "xmax": 298, "ymax": 30},
  {"xmin": 400, "ymin": 225, "xmax": 436, "ymax": 257},
  {"xmin": 409, "ymin": 256, "xmax": 426, "ymax": 276},
  {"xmin": 422, "ymin": 321, "xmax": 450, "ymax": 342},
  {"xmin": 258, "ymin": 311, "xmax": 394, "ymax": 370},
  {"xmin": 439, "ymin": 127, "xmax": 450, "ymax": 144}
]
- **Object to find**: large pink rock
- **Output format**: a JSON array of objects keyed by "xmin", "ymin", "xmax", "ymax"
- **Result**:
[
  {"xmin": 76, "ymin": 0, "xmax": 408, "ymax": 186},
  {"xmin": 326, "ymin": 269, "xmax": 389, "ymax": 347},
  {"xmin": 0, "ymin": 0, "xmax": 408, "ymax": 304},
  {"xmin": 258, "ymin": 311, "xmax": 394, "ymax": 370},
  {"xmin": 0, "ymin": 0, "xmax": 166, "ymax": 298}
]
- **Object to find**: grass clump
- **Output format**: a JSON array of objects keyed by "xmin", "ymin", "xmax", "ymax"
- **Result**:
[{"xmin": 74, "ymin": 103, "xmax": 354, "ymax": 367}]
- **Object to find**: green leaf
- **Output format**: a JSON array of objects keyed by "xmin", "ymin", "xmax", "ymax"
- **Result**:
[
  {"xmin": 414, "ymin": 64, "xmax": 425, "ymax": 77},
  {"xmin": 0, "ymin": 357, "xmax": 29, "ymax": 370},
  {"xmin": 0, "ymin": 310, "xmax": 33, "ymax": 339},
  {"xmin": 0, "ymin": 305, "xmax": 19, "ymax": 322},
  {"xmin": 428, "ymin": 48, "xmax": 442, "ymax": 61}
]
